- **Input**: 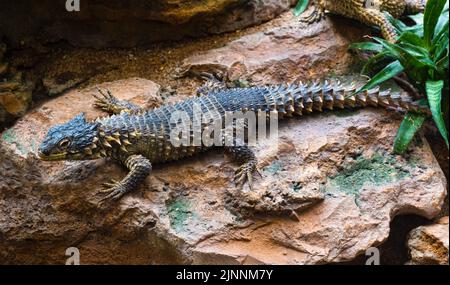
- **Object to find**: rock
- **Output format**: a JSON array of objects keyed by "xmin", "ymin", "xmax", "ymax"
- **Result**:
[
  {"xmin": 0, "ymin": 0, "xmax": 296, "ymax": 48},
  {"xmin": 0, "ymin": 42, "xmax": 33, "ymax": 128},
  {"xmin": 178, "ymin": 15, "xmax": 367, "ymax": 84},
  {"xmin": 42, "ymin": 62, "xmax": 117, "ymax": 96},
  {"xmin": 0, "ymin": 82, "xmax": 32, "ymax": 117},
  {"xmin": 0, "ymin": 11, "xmax": 447, "ymax": 264},
  {"xmin": 0, "ymin": 76, "xmax": 447, "ymax": 264},
  {"xmin": 406, "ymin": 217, "xmax": 449, "ymax": 265},
  {"xmin": 0, "ymin": 43, "xmax": 7, "ymax": 76}
]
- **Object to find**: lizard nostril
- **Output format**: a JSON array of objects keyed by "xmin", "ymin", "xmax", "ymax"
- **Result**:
[{"xmin": 38, "ymin": 148, "xmax": 48, "ymax": 156}]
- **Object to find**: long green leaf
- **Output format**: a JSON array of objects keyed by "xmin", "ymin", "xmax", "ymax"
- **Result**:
[
  {"xmin": 404, "ymin": 26, "xmax": 424, "ymax": 38},
  {"xmin": 355, "ymin": 60, "xmax": 404, "ymax": 93},
  {"xmin": 436, "ymin": 54, "xmax": 449, "ymax": 70},
  {"xmin": 398, "ymin": 32, "xmax": 427, "ymax": 50},
  {"xmin": 349, "ymin": 42, "xmax": 384, "ymax": 53},
  {"xmin": 433, "ymin": 31, "xmax": 449, "ymax": 63},
  {"xmin": 431, "ymin": 8, "xmax": 449, "ymax": 61},
  {"xmin": 361, "ymin": 51, "xmax": 392, "ymax": 74},
  {"xmin": 424, "ymin": 0, "xmax": 447, "ymax": 46},
  {"xmin": 434, "ymin": 2, "xmax": 449, "ymax": 40},
  {"xmin": 373, "ymin": 37, "xmax": 434, "ymax": 83},
  {"xmin": 426, "ymin": 80, "xmax": 449, "ymax": 147},
  {"xmin": 393, "ymin": 112, "xmax": 427, "ymax": 154},
  {"xmin": 408, "ymin": 13, "xmax": 424, "ymax": 26},
  {"xmin": 434, "ymin": 20, "xmax": 449, "ymax": 44},
  {"xmin": 385, "ymin": 12, "xmax": 405, "ymax": 35},
  {"xmin": 405, "ymin": 13, "xmax": 425, "ymax": 37},
  {"xmin": 400, "ymin": 42, "xmax": 431, "ymax": 59},
  {"xmin": 374, "ymin": 37, "xmax": 435, "ymax": 67},
  {"xmin": 293, "ymin": 0, "xmax": 309, "ymax": 16}
]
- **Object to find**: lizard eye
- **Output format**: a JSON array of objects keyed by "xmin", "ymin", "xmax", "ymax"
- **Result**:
[{"xmin": 59, "ymin": 139, "xmax": 71, "ymax": 148}]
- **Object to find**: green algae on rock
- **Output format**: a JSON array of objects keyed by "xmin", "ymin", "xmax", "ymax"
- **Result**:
[
  {"xmin": 167, "ymin": 198, "xmax": 194, "ymax": 232},
  {"xmin": 326, "ymin": 153, "xmax": 412, "ymax": 196}
]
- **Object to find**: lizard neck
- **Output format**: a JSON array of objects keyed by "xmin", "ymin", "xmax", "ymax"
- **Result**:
[{"xmin": 96, "ymin": 125, "xmax": 135, "ymax": 160}]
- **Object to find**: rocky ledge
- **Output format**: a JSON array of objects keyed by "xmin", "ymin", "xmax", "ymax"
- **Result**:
[
  {"xmin": 406, "ymin": 216, "xmax": 449, "ymax": 265},
  {"xmin": 0, "ymin": 76, "xmax": 446, "ymax": 264},
  {"xmin": 0, "ymin": 0, "xmax": 296, "ymax": 48},
  {"xmin": 0, "ymin": 43, "xmax": 33, "ymax": 128},
  {"xmin": 0, "ymin": 12, "xmax": 447, "ymax": 265}
]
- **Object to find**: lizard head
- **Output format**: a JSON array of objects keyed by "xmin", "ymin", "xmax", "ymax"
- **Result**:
[
  {"xmin": 38, "ymin": 113, "xmax": 101, "ymax": 161},
  {"xmin": 405, "ymin": 0, "xmax": 427, "ymax": 14}
]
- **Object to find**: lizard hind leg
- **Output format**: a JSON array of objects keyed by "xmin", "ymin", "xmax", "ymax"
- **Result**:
[
  {"xmin": 93, "ymin": 88, "xmax": 144, "ymax": 115},
  {"xmin": 357, "ymin": 8, "xmax": 399, "ymax": 42},
  {"xmin": 404, "ymin": 0, "xmax": 426, "ymax": 14},
  {"xmin": 225, "ymin": 144, "xmax": 262, "ymax": 191},
  {"xmin": 300, "ymin": 0, "xmax": 325, "ymax": 23}
]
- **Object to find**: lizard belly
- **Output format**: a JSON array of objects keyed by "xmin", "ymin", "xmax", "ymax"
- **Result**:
[
  {"xmin": 139, "ymin": 131, "xmax": 212, "ymax": 164},
  {"xmin": 146, "ymin": 144, "xmax": 209, "ymax": 164},
  {"xmin": 323, "ymin": 0, "xmax": 364, "ymax": 18}
]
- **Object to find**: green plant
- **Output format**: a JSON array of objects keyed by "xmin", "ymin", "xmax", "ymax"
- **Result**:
[
  {"xmin": 293, "ymin": 0, "xmax": 310, "ymax": 16},
  {"xmin": 350, "ymin": 0, "xmax": 449, "ymax": 154}
]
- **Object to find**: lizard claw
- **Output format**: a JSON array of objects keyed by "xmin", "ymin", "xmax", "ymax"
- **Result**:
[
  {"xmin": 97, "ymin": 180, "xmax": 127, "ymax": 205},
  {"xmin": 234, "ymin": 162, "xmax": 260, "ymax": 191},
  {"xmin": 99, "ymin": 179, "xmax": 120, "ymax": 192},
  {"xmin": 300, "ymin": 8, "xmax": 325, "ymax": 23},
  {"xmin": 255, "ymin": 168, "xmax": 263, "ymax": 179},
  {"xmin": 99, "ymin": 179, "xmax": 120, "ymax": 190},
  {"xmin": 92, "ymin": 88, "xmax": 118, "ymax": 113}
]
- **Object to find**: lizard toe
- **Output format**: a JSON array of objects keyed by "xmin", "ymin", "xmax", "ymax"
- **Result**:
[
  {"xmin": 233, "ymin": 163, "xmax": 260, "ymax": 190},
  {"xmin": 101, "ymin": 179, "xmax": 120, "ymax": 189},
  {"xmin": 233, "ymin": 172, "xmax": 246, "ymax": 186},
  {"xmin": 98, "ymin": 185, "xmax": 126, "ymax": 204}
]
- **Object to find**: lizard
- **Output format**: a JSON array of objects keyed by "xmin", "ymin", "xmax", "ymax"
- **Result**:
[
  {"xmin": 300, "ymin": 0, "xmax": 427, "ymax": 42},
  {"xmin": 38, "ymin": 79, "xmax": 430, "ymax": 204}
]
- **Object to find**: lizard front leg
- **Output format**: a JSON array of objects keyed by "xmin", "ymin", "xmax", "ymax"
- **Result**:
[
  {"xmin": 225, "ymin": 145, "xmax": 262, "ymax": 190},
  {"xmin": 196, "ymin": 72, "xmax": 228, "ymax": 96},
  {"xmin": 197, "ymin": 72, "xmax": 253, "ymax": 96},
  {"xmin": 358, "ymin": 8, "xmax": 398, "ymax": 43},
  {"xmin": 93, "ymin": 88, "xmax": 144, "ymax": 115},
  {"xmin": 98, "ymin": 154, "xmax": 152, "ymax": 204}
]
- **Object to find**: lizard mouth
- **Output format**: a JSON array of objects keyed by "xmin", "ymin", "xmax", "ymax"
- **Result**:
[{"xmin": 38, "ymin": 151, "xmax": 68, "ymax": 161}]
